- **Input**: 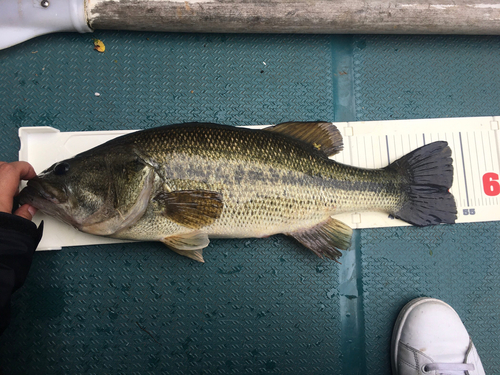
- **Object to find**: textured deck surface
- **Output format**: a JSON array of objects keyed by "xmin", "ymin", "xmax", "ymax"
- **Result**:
[{"xmin": 0, "ymin": 32, "xmax": 499, "ymax": 374}]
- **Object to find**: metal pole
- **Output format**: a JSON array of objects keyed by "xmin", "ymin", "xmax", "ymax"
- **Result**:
[{"xmin": 87, "ymin": 0, "xmax": 500, "ymax": 35}]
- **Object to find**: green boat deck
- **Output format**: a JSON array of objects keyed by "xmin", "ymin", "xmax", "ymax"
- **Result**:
[{"xmin": 1, "ymin": 32, "xmax": 499, "ymax": 374}]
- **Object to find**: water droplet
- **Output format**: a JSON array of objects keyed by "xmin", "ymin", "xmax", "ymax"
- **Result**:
[{"xmin": 265, "ymin": 359, "xmax": 277, "ymax": 370}]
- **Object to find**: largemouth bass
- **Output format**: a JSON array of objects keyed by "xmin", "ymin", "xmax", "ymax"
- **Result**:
[{"xmin": 20, "ymin": 122, "xmax": 457, "ymax": 262}]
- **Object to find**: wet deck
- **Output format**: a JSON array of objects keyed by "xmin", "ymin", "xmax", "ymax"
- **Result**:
[{"xmin": 0, "ymin": 32, "xmax": 499, "ymax": 374}]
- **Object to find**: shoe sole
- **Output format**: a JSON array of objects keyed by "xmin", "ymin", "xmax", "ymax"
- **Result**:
[{"xmin": 390, "ymin": 297, "xmax": 455, "ymax": 375}]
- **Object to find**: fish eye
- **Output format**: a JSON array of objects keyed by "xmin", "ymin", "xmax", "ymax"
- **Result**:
[{"xmin": 54, "ymin": 162, "xmax": 70, "ymax": 176}]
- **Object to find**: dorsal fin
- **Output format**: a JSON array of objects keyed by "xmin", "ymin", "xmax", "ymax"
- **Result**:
[{"xmin": 265, "ymin": 121, "xmax": 343, "ymax": 157}]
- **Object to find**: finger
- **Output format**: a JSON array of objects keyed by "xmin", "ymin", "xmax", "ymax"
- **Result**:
[
  {"xmin": 13, "ymin": 204, "xmax": 37, "ymax": 221},
  {"xmin": 9, "ymin": 161, "xmax": 37, "ymax": 180},
  {"xmin": 0, "ymin": 161, "xmax": 37, "ymax": 214}
]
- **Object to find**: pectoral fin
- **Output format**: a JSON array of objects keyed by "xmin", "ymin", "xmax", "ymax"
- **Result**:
[
  {"xmin": 287, "ymin": 217, "xmax": 352, "ymax": 262},
  {"xmin": 161, "ymin": 232, "xmax": 210, "ymax": 262},
  {"xmin": 154, "ymin": 190, "xmax": 223, "ymax": 229}
]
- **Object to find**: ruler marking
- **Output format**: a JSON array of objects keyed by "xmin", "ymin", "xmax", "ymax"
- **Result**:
[
  {"xmin": 493, "ymin": 129, "xmax": 500, "ymax": 206},
  {"xmin": 497, "ymin": 128, "xmax": 500, "ymax": 211},
  {"xmin": 364, "ymin": 137, "xmax": 368, "ymax": 168},
  {"xmin": 495, "ymin": 127, "xmax": 500, "ymax": 208},
  {"xmin": 496, "ymin": 127, "xmax": 500, "ymax": 168},
  {"xmin": 452, "ymin": 134, "xmax": 463, "ymax": 209},
  {"xmin": 393, "ymin": 136, "xmax": 398, "ymax": 161},
  {"xmin": 474, "ymin": 132, "xmax": 482, "ymax": 206},
  {"xmin": 423, "ymin": 133, "xmax": 426, "ymax": 145},
  {"xmin": 487, "ymin": 131, "xmax": 495, "ymax": 170},
  {"xmin": 481, "ymin": 132, "xmax": 488, "ymax": 170},
  {"xmin": 488, "ymin": 131, "xmax": 499, "ymax": 206},
  {"xmin": 386, "ymin": 135, "xmax": 391, "ymax": 164},
  {"xmin": 370, "ymin": 136, "xmax": 376, "ymax": 168},
  {"xmin": 379, "ymin": 136, "xmax": 384, "ymax": 167},
  {"xmin": 479, "ymin": 132, "xmax": 487, "ymax": 207},
  {"xmin": 495, "ymin": 128, "xmax": 500, "ymax": 207},
  {"xmin": 459, "ymin": 132, "xmax": 470, "ymax": 207},
  {"xmin": 347, "ymin": 127, "xmax": 354, "ymax": 166},
  {"xmin": 370, "ymin": 137, "xmax": 374, "ymax": 168},
  {"xmin": 467, "ymin": 132, "xmax": 476, "ymax": 207},
  {"xmin": 356, "ymin": 136, "xmax": 361, "ymax": 167}
]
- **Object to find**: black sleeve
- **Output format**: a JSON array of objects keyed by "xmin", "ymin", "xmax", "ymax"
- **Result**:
[{"xmin": 0, "ymin": 213, "xmax": 43, "ymax": 335}]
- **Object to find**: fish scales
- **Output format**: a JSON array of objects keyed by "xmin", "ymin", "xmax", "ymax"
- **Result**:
[
  {"xmin": 20, "ymin": 122, "xmax": 457, "ymax": 262},
  {"xmin": 113, "ymin": 124, "xmax": 402, "ymax": 238}
]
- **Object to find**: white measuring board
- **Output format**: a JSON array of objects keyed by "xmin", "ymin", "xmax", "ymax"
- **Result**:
[
  {"xmin": 330, "ymin": 116, "xmax": 500, "ymax": 229},
  {"xmin": 18, "ymin": 116, "xmax": 500, "ymax": 250}
]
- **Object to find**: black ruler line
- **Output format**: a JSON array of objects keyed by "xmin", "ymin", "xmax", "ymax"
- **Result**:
[{"xmin": 385, "ymin": 135, "xmax": 390, "ymax": 164}]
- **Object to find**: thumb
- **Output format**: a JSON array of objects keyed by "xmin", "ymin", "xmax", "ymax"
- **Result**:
[{"xmin": 14, "ymin": 204, "xmax": 37, "ymax": 221}]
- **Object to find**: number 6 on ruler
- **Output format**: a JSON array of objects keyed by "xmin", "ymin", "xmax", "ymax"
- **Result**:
[{"xmin": 483, "ymin": 173, "xmax": 500, "ymax": 196}]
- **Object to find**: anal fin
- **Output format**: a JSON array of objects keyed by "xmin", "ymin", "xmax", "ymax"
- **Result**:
[
  {"xmin": 287, "ymin": 217, "xmax": 353, "ymax": 262},
  {"xmin": 161, "ymin": 232, "xmax": 210, "ymax": 262},
  {"xmin": 170, "ymin": 248, "xmax": 205, "ymax": 263}
]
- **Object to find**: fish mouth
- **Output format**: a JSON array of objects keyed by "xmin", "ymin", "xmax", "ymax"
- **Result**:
[
  {"xmin": 19, "ymin": 179, "xmax": 64, "ymax": 207},
  {"xmin": 19, "ymin": 179, "xmax": 81, "ymax": 228}
]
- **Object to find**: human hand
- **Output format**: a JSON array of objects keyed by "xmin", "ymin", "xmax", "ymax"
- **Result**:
[{"xmin": 0, "ymin": 161, "xmax": 38, "ymax": 221}]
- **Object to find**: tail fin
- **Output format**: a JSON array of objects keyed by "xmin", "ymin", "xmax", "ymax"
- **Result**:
[{"xmin": 385, "ymin": 141, "xmax": 457, "ymax": 226}]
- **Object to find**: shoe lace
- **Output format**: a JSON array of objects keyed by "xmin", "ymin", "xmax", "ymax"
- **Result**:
[{"xmin": 424, "ymin": 362, "xmax": 475, "ymax": 374}]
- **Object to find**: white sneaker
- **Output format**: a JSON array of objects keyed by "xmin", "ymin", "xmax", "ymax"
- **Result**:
[{"xmin": 391, "ymin": 297, "xmax": 485, "ymax": 375}]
